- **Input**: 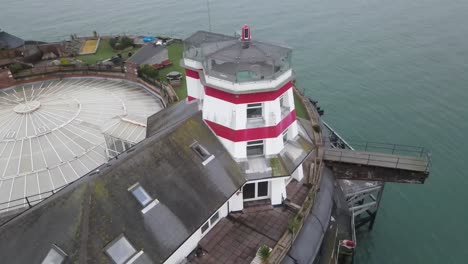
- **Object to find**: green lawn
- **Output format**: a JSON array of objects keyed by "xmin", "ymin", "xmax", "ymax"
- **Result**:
[
  {"xmin": 294, "ymin": 92, "xmax": 309, "ymax": 120},
  {"xmin": 76, "ymin": 39, "xmax": 140, "ymax": 64},
  {"xmin": 159, "ymin": 42, "xmax": 187, "ymax": 100}
]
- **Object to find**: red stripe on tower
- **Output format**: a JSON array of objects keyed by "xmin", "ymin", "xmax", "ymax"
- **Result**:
[
  {"xmin": 185, "ymin": 69, "xmax": 200, "ymax": 79},
  {"xmin": 205, "ymin": 110, "xmax": 296, "ymax": 142},
  {"xmin": 204, "ymin": 81, "xmax": 292, "ymax": 104}
]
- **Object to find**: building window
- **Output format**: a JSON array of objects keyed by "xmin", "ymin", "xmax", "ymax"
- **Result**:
[
  {"xmin": 243, "ymin": 181, "xmax": 270, "ymax": 201},
  {"xmin": 243, "ymin": 183, "xmax": 256, "ymax": 199},
  {"xmin": 104, "ymin": 235, "xmax": 137, "ymax": 264},
  {"xmin": 201, "ymin": 222, "xmax": 210, "ymax": 234},
  {"xmin": 247, "ymin": 140, "xmax": 264, "ymax": 156},
  {"xmin": 128, "ymin": 183, "xmax": 152, "ymax": 207},
  {"xmin": 258, "ymin": 182, "xmax": 269, "ymax": 197},
  {"xmin": 282, "ymin": 129, "xmax": 289, "ymax": 144},
  {"xmin": 191, "ymin": 143, "xmax": 211, "ymax": 160},
  {"xmin": 247, "ymin": 103, "xmax": 263, "ymax": 119},
  {"xmin": 210, "ymin": 212, "xmax": 220, "ymax": 225},
  {"xmin": 42, "ymin": 245, "xmax": 67, "ymax": 264},
  {"xmin": 280, "ymin": 95, "xmax": 286, "ymax": 108},
  {"xmin": 201, "ymin": 210, "xmax": 221, "ymax": 234},
  {"xmin": 191, "ymin": 142, "xmax": 215, "ymax": 166}
]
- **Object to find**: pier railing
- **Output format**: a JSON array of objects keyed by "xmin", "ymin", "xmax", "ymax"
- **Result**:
[{"xmin": 323, "ymin": 122, "xmax": 432, "ymax": 173}]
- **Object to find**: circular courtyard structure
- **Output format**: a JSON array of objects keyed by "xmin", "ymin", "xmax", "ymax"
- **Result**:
[{"xmin": 0, "ymin": 78, "xmax": 164, "ymax": 212}]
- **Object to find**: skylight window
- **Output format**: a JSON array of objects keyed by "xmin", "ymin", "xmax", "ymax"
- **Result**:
[
  {"xmin": 191, "ymin": 142, "xmax": 215, "ymax": 166},
  {"xmin": 41, "ymin": 245, "xmax": 67, "ymax": 264},
  {"xmin": 128, "ymin": 183, "xmax": 152, "ymax": 207},
  {"xmin": 104, "ymin": 235, "xmax": 137, "ymax": 264}
]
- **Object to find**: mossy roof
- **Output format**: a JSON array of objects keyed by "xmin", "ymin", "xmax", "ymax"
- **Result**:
[{"xmin": 0, "ymin": 102, "xmax": 246, "ymax": 263}]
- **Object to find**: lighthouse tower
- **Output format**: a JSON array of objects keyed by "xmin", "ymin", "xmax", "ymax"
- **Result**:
[{"xmin": 182, "ymin": 26, "xmax": 310, "ymax": 206}]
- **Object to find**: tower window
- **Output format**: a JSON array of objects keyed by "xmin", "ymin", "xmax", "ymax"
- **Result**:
[
  {"xmin": 247, "ymin": 140, "xmax": 264, "ymax": 156},
  {"xmin": 282, "ymin": 129, "xmax": 289, "ymax": 144},
  {"xmin": 247, "ymin": 103, "xmax": 263, "ymax": 119}
]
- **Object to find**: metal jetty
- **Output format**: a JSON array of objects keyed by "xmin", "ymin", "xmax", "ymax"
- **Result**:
[{"xmin": 320, "ymin": 121, "xmax": 432, "ymax": 263}]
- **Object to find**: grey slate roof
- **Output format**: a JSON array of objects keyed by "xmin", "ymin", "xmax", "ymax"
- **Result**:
[
  {"xmin": 0, "ymin": 102, "xmax": 246, "ymax": 264},
  {"xmin": 0, "ymin": 31, "xmax": 24, "ymax": 49},
  {"xmin": 127, "ymin": 44, "xmax": 168, "ymax": 65}
]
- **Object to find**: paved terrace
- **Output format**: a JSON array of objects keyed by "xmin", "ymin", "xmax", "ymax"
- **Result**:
[{"xmin": 188, "ymin": 180, "xmax": 309, "ymax": 264}]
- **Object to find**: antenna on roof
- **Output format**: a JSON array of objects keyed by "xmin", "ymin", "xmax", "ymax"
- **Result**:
[{"xmin": 206, "ymin": 0, "xmax": 212, "ymax": 32}]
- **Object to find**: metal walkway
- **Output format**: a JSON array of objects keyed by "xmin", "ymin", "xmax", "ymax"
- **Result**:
[{"xmin": 323, "ymin": 142, "xmax": 431, "ymax": 183}]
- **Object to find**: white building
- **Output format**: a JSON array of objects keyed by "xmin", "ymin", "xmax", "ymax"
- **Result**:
[{"xmin": 182, "ymin": 26, "xmax": 312, "ymax": 208}]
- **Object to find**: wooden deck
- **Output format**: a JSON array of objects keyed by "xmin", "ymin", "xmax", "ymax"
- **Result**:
[{"xmin": 324, "ymin": 148, "xmax": 429, "ymax": 172}]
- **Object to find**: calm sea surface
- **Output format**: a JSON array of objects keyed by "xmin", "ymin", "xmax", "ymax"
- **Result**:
[{"xmin": 2, "ymin": 0, "xmax": 468, "ymax": 263}]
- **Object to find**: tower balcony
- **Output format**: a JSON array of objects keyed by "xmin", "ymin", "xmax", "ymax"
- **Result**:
[{"xmin": 203, "ymin": 69, "xmax": 294, "ymax": 94}]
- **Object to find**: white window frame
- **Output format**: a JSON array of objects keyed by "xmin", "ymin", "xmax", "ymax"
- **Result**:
[
  {"xmin": 282, "ymin": 129, "xmax": 289, "ymax": 144},
  {"xmin": 128, "ymin": 183, "xmax": 153, "ymax": 206},
  {"xmin": 246, "ymin": 103, "xmax": 263, "ymax": 119},
  {"xmin": 201, "ymin": 210, "xmax": 221, "ymax": 235},
  {"xmin": 243, "ymin": 181, "xmax": 270, "ymax": 202},
  {"xmin": 246, "ymin": 140, "xmax": 264, "ymax": 157},
  {"xmin": 104, "ymin": 235, "xmax": 144, "ymax": 264},
  {"xmin": 41, "ymin": 244, "xmax": 67, "ymax": 264}
]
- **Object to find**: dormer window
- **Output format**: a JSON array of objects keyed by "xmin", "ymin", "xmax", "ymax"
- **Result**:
[
  {"xmin": 128, "ymin": 183, "xmax": 159, "ymax": 214},
  {"xmin": 41, "ymin": 244, "xmax": 67, "ymax": 264},
  {"xmin": 191, "ymin": 142, "xmax": 215, "ymax": 166}
]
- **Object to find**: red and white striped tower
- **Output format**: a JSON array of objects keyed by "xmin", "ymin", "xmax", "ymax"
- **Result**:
[{"xmin": 183, "ymin": 26, "xmax": 302, "ymax": 177}]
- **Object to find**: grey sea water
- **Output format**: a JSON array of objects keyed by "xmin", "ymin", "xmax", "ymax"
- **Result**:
[{"xmin": 2, "ymin": 0, "xmax": 468, "ymax": 263}]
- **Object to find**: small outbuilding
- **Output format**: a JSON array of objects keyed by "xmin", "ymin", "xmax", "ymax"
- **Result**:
[
  {"xmin": 126, "ymin": 43, "xmax": 170, "ymax": 69},
  {"xmin": 0, "ymin": 30, "xmax": 25, "ymax": 50}
]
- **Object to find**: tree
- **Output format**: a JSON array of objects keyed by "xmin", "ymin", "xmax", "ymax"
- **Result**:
[{"xmin": 139, "ymin": 64, "xmax": 159, "ymax": 79}]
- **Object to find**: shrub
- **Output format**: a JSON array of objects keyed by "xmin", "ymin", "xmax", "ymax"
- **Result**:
[
  {"xmin": 288, "ymin": 215, "xmax": 301, "ymax": 234},
  {"xmin": 139, "ymin": 64, "xmax": 159, "ymax": 79},
  {"xmin": 109, "ymin": 37, "xmax": 119, "ymax": 49},
  {"xmin": 110, "ymin": 36, "xmax": 134, "ymax": 50},
  {"xmin": 9, "ymin": 63, "xmax": 24, "ymax": 74},
  {"xmin": 258, "ymin": 245, "xmax": 271, "ymax": 262},
  {"xmin": 60, "ymin": 58, "xmax": 71, "ymax": 65},
  {"xmin": 312, "ymin": 124, "xmax": 321, "ymax": 133}
]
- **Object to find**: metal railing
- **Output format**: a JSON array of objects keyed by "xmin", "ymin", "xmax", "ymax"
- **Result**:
[
  {"xmin": 322, "ymin": 122, "xmax": 432, "ymax": 173},
  {"xmin": 324, "ymin": 148, "xmax": 431, "ymax": 173}
]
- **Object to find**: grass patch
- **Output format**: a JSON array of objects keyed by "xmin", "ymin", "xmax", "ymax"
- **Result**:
[
  {"xmin": 158, "ymin": 42, "xmax": 187, "ymax": 100},
  {"xmin": 294, "ymin": 92, "xmax": 309, "ymax": 120},
  {"xmin": 76, "ymin": 39, "xmax": 140, "ymax": 64}
]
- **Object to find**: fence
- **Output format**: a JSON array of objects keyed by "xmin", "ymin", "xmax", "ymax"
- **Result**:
[{"xmin": 13, "ymin": 64, "xmax": 125, "ymax": 79}]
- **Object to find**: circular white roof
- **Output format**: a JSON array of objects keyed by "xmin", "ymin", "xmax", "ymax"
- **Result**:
[{"xmin": 0, "ymin": 78, "xmax": 164, "ymax": 212}]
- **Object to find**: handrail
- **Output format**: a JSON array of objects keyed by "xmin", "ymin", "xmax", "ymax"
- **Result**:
[{"xmin": 324, "ymin": 149, "xmax": 431, "ymax": 172}]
